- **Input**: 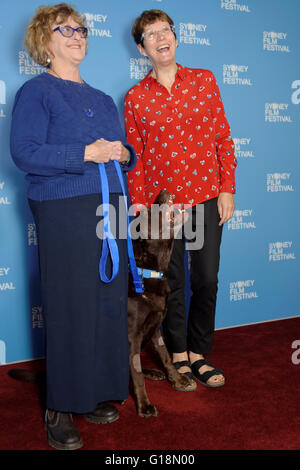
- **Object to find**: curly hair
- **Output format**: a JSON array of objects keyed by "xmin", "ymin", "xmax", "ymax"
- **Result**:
[
  {"xmin": 131, "ymin": 9, "xmax": 175, "ymax": 46},
  {"xmin": 24, "ymin": 3, "xmax": 86, "ymax": 67}
]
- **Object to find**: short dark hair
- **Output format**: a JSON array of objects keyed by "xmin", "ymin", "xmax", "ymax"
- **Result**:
[{"xmin": 131, "ymin": 9, "xmax": 175, "ymax": 45}]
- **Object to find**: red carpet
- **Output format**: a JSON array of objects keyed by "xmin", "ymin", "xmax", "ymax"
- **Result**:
[{"xmin": 0, "ymin": 317, "xmax": 300, "ymax": 451}]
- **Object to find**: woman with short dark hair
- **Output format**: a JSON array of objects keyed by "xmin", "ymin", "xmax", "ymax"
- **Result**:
[{"xmin": 125, "ymin": 9, "xmax": 237, "ymax": 391}]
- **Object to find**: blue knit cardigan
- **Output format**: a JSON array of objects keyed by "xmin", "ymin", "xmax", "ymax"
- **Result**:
[{"xmin": 10, "ymin": 72, "xmax": 136, "ymax": 201}]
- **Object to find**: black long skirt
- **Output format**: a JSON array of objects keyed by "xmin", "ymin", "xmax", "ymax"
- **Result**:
[{"xmin": 29, "ymin": 193, "xmax": 129, "ymax": 413}]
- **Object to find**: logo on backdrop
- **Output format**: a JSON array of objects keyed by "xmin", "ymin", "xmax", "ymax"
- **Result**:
[
  {"xmin": 223, "ymin": 65, "xmax": 252, "ymax": 86},
  {"xmin": 263, "ymin": 31, "xmax": 290, "ymax": 52},
  {"xmin": 0, "ymin": 267, "xmax": 16, "ymax": 291},
  {"xmin": 83, "ymin": 12, "xmax": 112, "ymax": 38},
  {"xmin": 19, "ymin": 50, "xmax": 45, "ymax": 76},
  {"xmin": 0, "ymin": 340, "xmax": 6, "ymax": 365},
  {"xmin": 227, "ymin": 209, "xmax": 256, "ymax": 231},
  {"xmin": 32, "ymin": 306, "xmax": 44, "ymax": 329},
  {"xmin": 291, "ymin": 80, "xmax": 300, "ymax": 104},
  {"xmin": 221, "ymin": 0, "xmax": 251, "ymax": 13},
  {"xmin": 269, "ymin": 241, "xmax": 295, "ymax": 262},
  {"xmin": 267, "ymin": 173, "xmax": 294, "ymax": 192},
  {"xmin": 265, "ymin": 103, "xmax": 292, "ymax": 123},
  {"xmin": 0, "ymin": 79, "xmax": 5, "ymax": 118},
  {"xmin": 0, "ymin": 181, "xmax": 11, "ymax": 205},
  {"xmin": 233, "ymin": 137, "xmax": 254, "ymax": 158},
  {"xmin": 130, "ymin": 57, "xmax": 152, "ymax": 80},
  {"xmin": 28, "ymin": 223, "xmax": 38, "ymax": 246},
  {"xmin": 230, "ymin": 280, "xmax": 258, "ymax": 302},
  {"xmin": 179, "ymin": 23, "xmax": 211, "ymax": 46}
]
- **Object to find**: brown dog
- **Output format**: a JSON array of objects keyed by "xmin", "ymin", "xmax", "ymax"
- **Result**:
[
  {"xmin": 8, "ymin": 190, "xmax": 195, "ymax": 418},
  {"xmin": 127, "ymin": 190, "xmax": 195, "ymax": 418}
]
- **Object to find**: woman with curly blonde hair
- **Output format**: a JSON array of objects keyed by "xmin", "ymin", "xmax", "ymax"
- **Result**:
[{"xmin": 11, "ymin": 3, "xmax": 136, "ymax": 450}]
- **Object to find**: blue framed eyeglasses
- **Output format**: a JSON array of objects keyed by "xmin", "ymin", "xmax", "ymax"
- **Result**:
[{"xmin": 53, "ymin": 25, "xmax": 88, "ymax": 38}]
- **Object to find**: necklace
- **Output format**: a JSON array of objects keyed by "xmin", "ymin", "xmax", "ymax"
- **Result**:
[{"xmin": 49, "ymin": 69, "xmax": 94, "ymax": 118}]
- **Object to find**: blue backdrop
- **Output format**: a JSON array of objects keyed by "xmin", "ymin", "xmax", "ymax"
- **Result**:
[{"xmin": 0, "ymin": 0, "xmax": 299, "ymax": 365}]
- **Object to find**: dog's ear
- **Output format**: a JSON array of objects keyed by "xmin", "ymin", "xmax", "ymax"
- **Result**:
[
  {"xmin": 143, "ymin": 190, "xmax": 172, "ymax": 240},
  {"xmin": 132, "ymin": 190, "xmax": 186, "ymax": 240},
  {"xmin": 154, "ymin": 189, "xmax": 171, "ymax": 206}
]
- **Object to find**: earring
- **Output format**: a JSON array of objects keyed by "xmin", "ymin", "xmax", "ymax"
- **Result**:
[{"xmin": 46, "ymin": 57, "xmax": 51, "ymax": 64}]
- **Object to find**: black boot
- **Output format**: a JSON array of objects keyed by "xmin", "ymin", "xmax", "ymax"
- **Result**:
[
  {"xmin": 45, "ymin": 409, "xmax": 83, "ymax": 450},
  {"xmin": 84, "ymin": 402, "xmax": 119, "ymax": 424}
]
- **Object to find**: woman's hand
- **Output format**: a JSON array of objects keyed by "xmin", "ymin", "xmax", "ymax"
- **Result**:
[
  {"xmin": 84, "ymin": 139, "xmax": 129, "ymax": 164},
  {"xmin": 217, "ymin": 192, "xmax": 235, "ymax": 226},
  {"xmin": 84, "ymin": 139, "xmax": 114, "ymax": 163},
  {"xmin": 110, "ymin": 141, "xmax": 130, "ymax": 164}
]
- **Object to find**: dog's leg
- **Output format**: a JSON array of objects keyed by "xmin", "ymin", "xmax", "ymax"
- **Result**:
[
  {"xmin": 130, "ymin": 346, "xmax": 158, "ymax": 417},
  {"xmin": 151, "ymin": 329, "xmax": 196, "ymax": 391},
  {"xmin": 142, "ymin": 368, "xmax": 166, "ymax": 381}
]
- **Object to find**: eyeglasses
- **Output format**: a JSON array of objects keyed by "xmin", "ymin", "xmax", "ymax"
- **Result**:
[
  {"xmin": 52, "ymin": 25, "xmax": 88, "ymax": 38},
  {"xmin": 141, "ymin": 25, "xmax": 175, "ymax": 43}
]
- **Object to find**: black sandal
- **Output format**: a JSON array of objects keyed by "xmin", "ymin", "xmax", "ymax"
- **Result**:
[
  {"xmin": 191, "ymin": 359, "xmax": 225, "ymax": 388},
  {"xmin": 173, "ymin": 360, "xmax": 195, "ymax": 380}
]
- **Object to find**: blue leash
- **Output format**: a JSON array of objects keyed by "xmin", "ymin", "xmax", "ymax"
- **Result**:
[{"xmin": 98, "ymin": 161, "xmax": 144, "ymax": 294}]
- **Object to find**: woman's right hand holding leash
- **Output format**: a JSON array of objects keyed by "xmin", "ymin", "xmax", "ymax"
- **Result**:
[{"xmin": 84, "ymin": 138, "xmax": 129, "ymax": 164}]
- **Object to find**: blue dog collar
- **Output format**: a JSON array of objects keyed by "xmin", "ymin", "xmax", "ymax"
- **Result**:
[{"xmin": 137, "ymin": 267, "xmax": 164, "ymax": 279}]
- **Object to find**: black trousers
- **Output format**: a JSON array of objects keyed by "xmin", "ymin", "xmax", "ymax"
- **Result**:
[{"xmin": 163, "ymin": 197, "xmax": 223, "ymax": 355}]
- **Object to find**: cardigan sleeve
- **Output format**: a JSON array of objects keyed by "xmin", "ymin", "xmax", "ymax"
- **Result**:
[
  {"xmin": 208, "ymin": 71, "xmax": 237, "ymax": 194},
  {"xmin": 124, "ymin": 90, "xmax": 148, "ymax": 211},
  {"xmin": 10, "ymin": 79, "xmax": 85, "ymax": 177}
]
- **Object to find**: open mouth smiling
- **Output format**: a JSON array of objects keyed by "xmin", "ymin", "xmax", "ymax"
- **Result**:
[{"xmin": 157, "ymin": 44, "xmax": 170, "ymax": 53}]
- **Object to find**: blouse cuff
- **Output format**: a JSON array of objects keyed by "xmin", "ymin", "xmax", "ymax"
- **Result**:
[{"xmin": 220, "ymin": 180, "xmax": 236, "ymax": 194}]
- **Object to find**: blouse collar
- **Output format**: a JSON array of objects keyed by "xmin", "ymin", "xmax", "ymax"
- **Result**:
[{"xmin": 142, "ymin": 63, "xmax": 187, "ymax": 90}]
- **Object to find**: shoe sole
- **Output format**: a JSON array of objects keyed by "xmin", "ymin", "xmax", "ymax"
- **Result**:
[
  {"xmin": 84, "ymin": 413, "xmax": 119, "ymax": 424},
  {"xmin": 194, "ymin": 377, "xmax": 226, "ymax": 388},
  {"xmin": 47, "ymin": 432, "xmax": 83, "ymax": 451}
]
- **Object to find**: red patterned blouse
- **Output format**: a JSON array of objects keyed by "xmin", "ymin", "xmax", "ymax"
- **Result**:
[{"xmin": 124, "ymin": 64, "xmax": 237, "ymax": 210}]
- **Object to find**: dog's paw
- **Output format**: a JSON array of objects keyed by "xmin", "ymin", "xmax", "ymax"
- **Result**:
[
  {"xmin": 142, "ymin": 368, "xmax": 166, "ymax": 381},
  {"xmin": 172, "ymin": 374, "xmax": 197, "ymax": 392},
  {"xmin": 138, "ymin": 403, "xmax": 158, "ymax": 418}
]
